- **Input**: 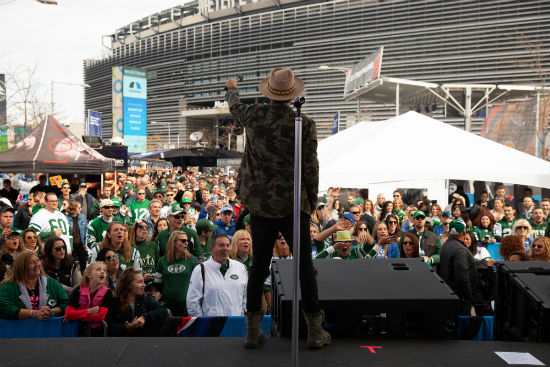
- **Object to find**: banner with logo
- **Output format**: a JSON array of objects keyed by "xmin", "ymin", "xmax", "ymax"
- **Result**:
[
  {"xmin": 344, "ymin": 46, "xmax": 383, "ymax": 98},
  {"xmin": 87, "ymin": 110, "xmax": 102, "ymax": 137},
  {"xmin": 112, "ymin": 66, "xmax": 124, "ymax": 141},
  {"xmin": 122, "ymin": 66, "xmax": 147, "ymax": 153}
]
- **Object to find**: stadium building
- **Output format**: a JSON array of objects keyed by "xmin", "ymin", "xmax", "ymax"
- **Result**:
[{"xmin": 83, "ymin": 0, "xmax": 550, "ymax": 152}]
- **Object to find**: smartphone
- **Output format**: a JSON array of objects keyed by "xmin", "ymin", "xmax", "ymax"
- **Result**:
[
  {"xmin": 188, "ymin": 208, "xmax": 195, "ymax": 216},
  {"xmin": 211, "ymin": 196, "xmax": 217, "ymax": 203}
]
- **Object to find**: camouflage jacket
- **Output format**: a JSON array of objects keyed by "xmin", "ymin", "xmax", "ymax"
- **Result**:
[{"xmin": 226, "ymin": 87, "xmax": 318, "ymax": 218}]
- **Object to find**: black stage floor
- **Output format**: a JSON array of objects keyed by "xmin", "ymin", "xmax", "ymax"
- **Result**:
[{"xmin": 1, "ymin": 337, "xmax": 548, "ymax": 366}]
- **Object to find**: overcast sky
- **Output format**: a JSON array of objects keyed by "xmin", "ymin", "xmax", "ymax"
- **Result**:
[{"xmin": 1, "ymin": 0, "xmax": 189, "ymax": 124}]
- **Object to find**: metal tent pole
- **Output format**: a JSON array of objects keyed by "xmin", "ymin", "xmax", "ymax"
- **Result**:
[{"xmin": 291, "ymin": 96, "xmax": 305, "ymax": 367}]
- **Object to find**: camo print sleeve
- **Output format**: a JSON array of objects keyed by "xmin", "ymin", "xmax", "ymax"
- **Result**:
[{"xmin": 226, "ymin": 87, "xmax": 319, "ymax": 218}]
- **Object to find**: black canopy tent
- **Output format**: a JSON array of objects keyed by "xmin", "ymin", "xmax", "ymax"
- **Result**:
[
  {"xmin": 0, "ymin": 115, "xmax": 115, "ymax": 174},
  {"xmin": 160, "ymin": 147, "xmax": 242, "ymax": 168}
]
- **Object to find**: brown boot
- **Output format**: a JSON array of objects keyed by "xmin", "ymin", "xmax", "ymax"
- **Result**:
[
  {"xmin": 244, "ymin": 311, "xmax": 265, "ymax": 348},
  {"xmin": 303, "ymin": 310, "xmax": 332, "ymax": 349}
]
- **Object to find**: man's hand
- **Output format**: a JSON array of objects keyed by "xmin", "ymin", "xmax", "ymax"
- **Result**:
[
  {"xmin": 225, "ymin": 79, "xmax": 237, "ymax": 89},
  {"xmin": 54, "ymin": 229, "xmax": 62, "ymax": 237},
  {"xmin": 1, "ymin": 228, "xmax": 11, "ymax": 238},
  {"xmin": 335, "ymin": 217, "xmax": 352, "ymax": 231}
]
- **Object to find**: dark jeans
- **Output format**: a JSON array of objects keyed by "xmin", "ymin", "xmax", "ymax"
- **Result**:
[{"xmin": 248, "ymin": 212, "xmax": 321, "ymax": 313}]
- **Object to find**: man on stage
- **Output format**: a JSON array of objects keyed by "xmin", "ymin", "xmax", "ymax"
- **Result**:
[{"xmin": 225, "ymin": 67, "xmax": 331, "ymax": 349}]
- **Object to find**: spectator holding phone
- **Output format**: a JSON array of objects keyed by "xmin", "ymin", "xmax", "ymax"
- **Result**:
[{"xmin": 471, "ymin": 210, "xmax": 496, "ymax": 246}]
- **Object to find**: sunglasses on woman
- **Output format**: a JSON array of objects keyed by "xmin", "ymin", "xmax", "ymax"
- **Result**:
[
  {"xmin": 177, "ymin": 238, "xmax": 188, "ymax": 244},
  {"xmin": 53, "ymin": 246, "xmax": 66, "ymax": 252},
  {"xmin": 105, "ymin": 254, "xmax": 119, "ymax": 261},
  {"xmin": 402, "ymin": 241, "xmax": 414, "ymax": 246},
  {"xmin": 137, "ymin": 225, "xmax": 148, "ymax": 230},
  {"xmin": 516, "ymin": 226, "xmax": 528, "ymax": 230}
]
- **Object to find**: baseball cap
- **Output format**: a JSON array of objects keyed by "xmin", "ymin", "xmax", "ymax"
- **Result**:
[
  {"xmin": 196, "ymin": 219, "xmax": 218, "ymax": 233},
  {"xmin": 335, "ymin": 230, "xmax": 353, "ymax": 242},
  {"xmin": 221, "ymin": 204, "xmax": 234, "ymax": 215},
  {"xmin": 342, "ymin": 212, "xmax": 356, "ymax": 225},
  {"xmin": 6, "ymin": 231, "xmax": 20, "ymax": 238},
  {"xmin": 0, "ymin": 198, "xmax": 12, "ymax": 208},
  {"xmin": 79, "ymin": 183, "xmax": 87, "ymax": 188},
  {"xmin": 316, "ymin": 202, "xmax": 325, "ymax": 209},
  {"xmin": 0, "ymin": 205, "xmax": 15, "ymax": 213},
  {"xmin": 111, "ymin": 198, "xmax": 121, "ymax": 207},
  {"xmin": 168, "ymin": 204, "xmax": 185, "ymax": 216},
  {"xmin": 351, "ymin": 197, "xmax": 365, "ymax": 206},
  {"xmin": 100, "ymin": 199, "xmax": 114, "ymax": 208},
  {"xmin": 449, "ymin": 218, "xmax": 466, "ymax": 234},
  {"xmin": 413, "ymin": 210, "xmax": 426, "ymax": 219},
  {"xmin": 243, "ymin": 214, "xmax": 251, "ymax": 225},
  {"xmin": 181, "ymin": 198, "xmax": 192, "ymax": 204}
]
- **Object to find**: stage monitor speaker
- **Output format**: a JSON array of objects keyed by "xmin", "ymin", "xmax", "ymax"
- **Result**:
[
  {"xmin": 271, "ymin": 258, "xmax": 458, "ymax": 339},
  {"xmin": 495, "ymin": 261, "xmax": 550, "ymax": 342}
]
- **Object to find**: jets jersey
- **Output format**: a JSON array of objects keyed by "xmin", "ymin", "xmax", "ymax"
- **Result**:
[
  {"xmin": 29, "ymin": 209, "xmax": 73, "ymax": 254},
  {"xmin": 128, "ymin": 200, "xmax": 150, "ymax": 224}
]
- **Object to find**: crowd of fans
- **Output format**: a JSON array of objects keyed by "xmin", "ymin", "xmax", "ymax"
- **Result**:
[{"xmin": 0, "ymin": 171, "xmax": 549, "ymax": 336}]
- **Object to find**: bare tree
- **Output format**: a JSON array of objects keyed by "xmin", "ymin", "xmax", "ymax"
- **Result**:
[
  {"xmin": 515, "ymin": 32, "xmax": 550, "ymax": 159},
  {"xmin": 4, "ymin": 63, "xmax": 49, "ymax": 129}
]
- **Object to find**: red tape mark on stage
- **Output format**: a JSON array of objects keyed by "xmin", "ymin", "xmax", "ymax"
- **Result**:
[{"xmin": 360, "ymin": 346, "xmax": 382, "ymax": 353}]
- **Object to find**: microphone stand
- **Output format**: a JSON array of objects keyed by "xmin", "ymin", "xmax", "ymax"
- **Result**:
[{"xmin": 291, "ymin": 96, "xmax": 305, "ymax": 367}]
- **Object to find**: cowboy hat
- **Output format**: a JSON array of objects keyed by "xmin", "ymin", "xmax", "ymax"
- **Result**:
[{"xmin": 258, "ymin": 67, "xmax": 305, "ymax": 101}]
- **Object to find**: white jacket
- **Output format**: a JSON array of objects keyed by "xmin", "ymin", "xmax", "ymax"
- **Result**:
[{"xmin": 186, "ymin": 258, "xmax": 247, "ymax": 317}]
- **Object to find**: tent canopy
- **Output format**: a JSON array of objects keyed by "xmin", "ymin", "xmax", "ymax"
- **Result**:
[
  {"xmin": 0, "ymin": 115, "xmax": 115, "ymax": 174},
  {"xmin": 318, "ymin": 111, "xmax": 550, "ymax": 191},
  {"xmin": 162, "ymin": 147, "xmax": 241, "ymax": 167}
]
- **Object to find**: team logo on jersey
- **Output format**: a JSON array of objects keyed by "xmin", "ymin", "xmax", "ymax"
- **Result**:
[
  {"xmin": 168, "ymin": 264, "xmax": 186, "ymax": 274},
  {"xmin": 47, "ymin": 299, "xmax": 57, "ymax": 307},
  {"xmin": 230, "ymin": 274, "xmax": 239, "ymax": 280}
]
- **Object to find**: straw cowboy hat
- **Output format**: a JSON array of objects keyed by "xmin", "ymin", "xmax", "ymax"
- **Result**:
[{"xmin": 258, "ymin": 67, "xmax": 305, "ymax": 101}]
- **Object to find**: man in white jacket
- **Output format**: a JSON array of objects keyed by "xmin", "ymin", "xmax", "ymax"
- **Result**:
[{"xmin": 187, "ymin": 234, "xmax": 248, "ymax": 317}]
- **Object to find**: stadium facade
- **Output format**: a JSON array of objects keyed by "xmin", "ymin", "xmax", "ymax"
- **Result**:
[{"xmin": 83, "ymin": 0, "xmax": 550, "ymax": 152}]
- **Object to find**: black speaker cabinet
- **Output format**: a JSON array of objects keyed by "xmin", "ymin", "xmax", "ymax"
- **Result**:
[
  {"xmin": 271, "ymin": 258, "xmax": 458, "ymax": 339},
  {"xmin": 495, "ymin": 261, "xmax": 550, "ymax": 342}
]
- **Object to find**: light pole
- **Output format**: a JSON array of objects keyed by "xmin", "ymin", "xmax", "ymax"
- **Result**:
[
  {"xmin": 50, "ymin": 81, "xmax": 90, "ymax": 115},
  {"xmin": 318, "ymin": 65, "xmax": 361, "ymax": 123},
  {"xmin": 151, "ymin": 121, "xmax": 171, "ymax": 149}
]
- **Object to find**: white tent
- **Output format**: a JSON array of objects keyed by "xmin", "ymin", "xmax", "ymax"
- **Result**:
[{"xmin": 318, "ymin": 111, "xmax": 550, "ymax": 205}]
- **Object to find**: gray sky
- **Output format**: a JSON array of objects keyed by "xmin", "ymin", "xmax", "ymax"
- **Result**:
[{"xmin": 1, "ymin": 0, "xmax": 188, "ymax": 124}]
